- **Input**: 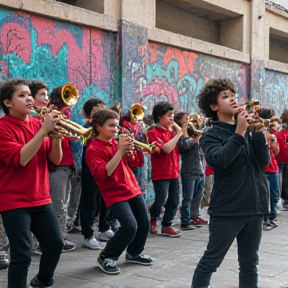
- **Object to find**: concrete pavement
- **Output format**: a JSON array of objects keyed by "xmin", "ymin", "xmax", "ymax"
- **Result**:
[{"xmin": 1, "ymin": 209, "xmax": 288, "ymax": 288}]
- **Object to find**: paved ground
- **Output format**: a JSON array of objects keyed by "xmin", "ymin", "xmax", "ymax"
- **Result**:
[{"xmin": 1, "ymin": 208, "xmax": 288, "ymax": 288}]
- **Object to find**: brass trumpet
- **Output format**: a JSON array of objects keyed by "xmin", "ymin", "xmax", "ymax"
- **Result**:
[
  {"xmin": 32, "ymin": 83, "xmax": 93, "ymax": 144},
  {"xmin": 116, "ymin": 125, "xmax": 157, "ymax": 153}
]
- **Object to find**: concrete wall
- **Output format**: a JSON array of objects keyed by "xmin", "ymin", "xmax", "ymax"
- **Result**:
[{"xmin": 156, "ymin": 0, "xmax": 221, "ymax": 45}]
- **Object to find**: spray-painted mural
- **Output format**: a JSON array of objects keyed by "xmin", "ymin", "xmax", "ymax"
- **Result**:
[
  {"xmin": 263, "ymin": 69, "xmax": 288, "ymax": 116},
  {"xmin": 136, "ymin": 43, "xmax": 250, "ymax": 114},
  {"xmin": 0, "ymin": 7, "xmax": 119, "ymax": 124}
]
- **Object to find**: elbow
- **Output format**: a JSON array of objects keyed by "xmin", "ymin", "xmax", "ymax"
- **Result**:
[{"xmin": 19, "ymin": 160, "xmax": 28, "ymax": 167}]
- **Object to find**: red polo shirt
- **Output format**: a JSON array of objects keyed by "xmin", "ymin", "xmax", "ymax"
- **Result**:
[
  {"xmin": 276, "ymin": 130, "xmax": 288, "ymax": 163},
  {"xmin": 0, "ymin": 115, "xmax": 51, "ymax": 212},
  {"xmin": 265, "ymin": 144, "xmax": 279, "ymax": 173},
  {"xmin": 147, "ymin": 126, "xmax": 180, "ymax": 180},
  {"xmin": 85, "ymin": 138, "xmax": 142, "ymax": 207}
]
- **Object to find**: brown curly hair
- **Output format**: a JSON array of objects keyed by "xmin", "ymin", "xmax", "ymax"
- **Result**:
[
  {"xmin": 197, "ymin": 78, "xmax": 236, "ymax": 120},
  {"xmin": 91, "ymin": 109, "xmax": 119, "ymax": 136},
  {"xmin": 0, "ymin": 78, "xmax": 31, "ymax": 115},
  {"xmin": 281, "ymin": 109, "xmax": 288, "ymax": 124}
]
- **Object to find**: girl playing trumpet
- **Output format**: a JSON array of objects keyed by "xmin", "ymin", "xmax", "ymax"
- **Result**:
[{"xmin": 86, "ymin": 108, "xmax": 152, "ymax": 275}]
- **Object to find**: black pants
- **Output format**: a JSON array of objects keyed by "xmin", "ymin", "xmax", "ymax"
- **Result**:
[
  {"xmin": 191, "ymin": 215, "xmax": 263, "ymax": 288},
  {"xmin": 102, "ymin": 195, "xmax": 149, "ymax": 260},
  {"xmin": 80, "ymin": 168, "xmax": 111, "ymax": 238},
  {"xmin": 1, "ymin": 204, "xmax": 64, "ymax": 288},
  {"xmin": 150, "ymin": 178, "xmax": 180, "ymax": 227}
]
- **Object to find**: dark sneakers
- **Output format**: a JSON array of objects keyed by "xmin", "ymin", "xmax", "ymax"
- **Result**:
[
  {"xmin": 0, "ymin": 251, "xmax": 9, "ymax": 270},
  {"xmin": 97, "ymin": 253, "xmax": 121, "ymax": 275},
  {"xmin": 30, "ymin": 276, "xmax": 53, "ymax": 288},
  {"xmin": 125, "ymin": 254, "xmax": 153, "ymax": 266}
]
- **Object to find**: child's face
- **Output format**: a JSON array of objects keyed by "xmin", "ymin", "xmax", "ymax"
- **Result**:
[
  {"xmin": 4, "ymin": 84, "xmax": 33, "ymax": 118},
  {"xmin": 211, "ymin": 90, "xmax": 238, "ymax": 117},
  {"xmin": 159, "ymin": 110, "xmax": 174, "ymax": 128},
  {"xmin": 179, "ymin": 114, "xmax": 189, "ymax": 126},
  {"xmin": 33, "ymin": 88, "xmax": 48, "ymax": 109},
  {"xmin": 97, "ymin": 118, "xmax": 119, "ymax": 140}
]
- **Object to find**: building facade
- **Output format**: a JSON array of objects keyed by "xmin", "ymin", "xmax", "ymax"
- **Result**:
[{"xmin": 0, "ymin": 0, "xmax": 288, "ymax": 121}]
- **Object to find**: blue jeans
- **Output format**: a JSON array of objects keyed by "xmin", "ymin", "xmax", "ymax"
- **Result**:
[
  {"xmin": 150, "ymin": 178, "xmax": 180, "ymax": 227},
  {"xmin": 191, "ymin": 215, "xmax": 263, "ymax": 288},
  {"xmin": 265, "ymin": 172, "xmax": 280, "ymax": 220},
  {"xmin": 181, "ymin": 175, "xmax": 205, "ymax": 223}
]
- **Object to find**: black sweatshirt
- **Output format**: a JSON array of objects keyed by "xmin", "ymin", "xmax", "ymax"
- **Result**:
[{"xmin": 200, "ymin": 121, "xmax": 270, "ymax": 217}]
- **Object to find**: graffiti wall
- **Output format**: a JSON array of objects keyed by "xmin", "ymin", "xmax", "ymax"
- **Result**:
[
  {"xmin": 263, "ymin": 69, "xmax": 288, "ymax": 116},
  {"xmin": 136, "ymin": 42, "xmax": 250, "ymax": 114},
  {"xmin": 0, "ymin": 7, "xmax": 119, "ymax": 124}
]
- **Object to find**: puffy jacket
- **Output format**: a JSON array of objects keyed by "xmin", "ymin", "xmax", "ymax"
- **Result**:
[{"xmin": 200, "ymin": 121, "xmax": 270, "ymax": 217}]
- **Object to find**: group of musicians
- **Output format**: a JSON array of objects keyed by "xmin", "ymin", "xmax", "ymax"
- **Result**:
[{"xmin": 0, "ymin": 77, "xmax": 287, "ymax": 288}]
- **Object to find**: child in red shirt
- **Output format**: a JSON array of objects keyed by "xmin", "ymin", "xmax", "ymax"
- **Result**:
[
  {"xmin": 86, "ymin": 109, "xmax": 152, "ymax": 275},
  {"xmin": 147, "ymin": 102, "xmax": 183, "ymax": 237},
  {"xmin": 276, "ymin": 110, "xmax": 288, "ymax": 205},
  {"xmin": 0, "ymin": 79, "xmax": 63, "ymax": 288}
]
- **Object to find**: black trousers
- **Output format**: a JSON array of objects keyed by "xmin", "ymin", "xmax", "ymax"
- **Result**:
[
  {"xmin": 80, "ymin": 167, "xmax": 111, "ymax": 238},
  {"xmin": 102, "ymin": 195, "xmax": 149, "ymax": 260},
  {"xmin": 191, "ymin": 215, "xmax": 263, "ymax": 288},
  {"xmin": 1, "ymin": 204, "xmax": 64, "ymax": 288}
]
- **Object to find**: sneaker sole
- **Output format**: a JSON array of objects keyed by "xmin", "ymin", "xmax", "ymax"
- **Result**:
[
  {"xmin": 97, "ymin": 259, "xmax": 121, "ymax": 275},
  {"xmin": 33, "ymin": 250, "xmax": 42, "ymax": 255},
  {"xmin": 82, "ymin": 244, "xmax": 101, "ymax": 250},
  {"xmin": 125, "ymin": 259, "xmax": 153, "ymax": 266},
  {"xmin": 62, "ymin": 246, "xmax": 76, "ymax": 252},
  {"xmin": 181, "ymin": 226, "xmax": 196, "ymax": 231},
  {"xmin": 159, "ymin": 233, "xmax": 181, "ymax": 238}
]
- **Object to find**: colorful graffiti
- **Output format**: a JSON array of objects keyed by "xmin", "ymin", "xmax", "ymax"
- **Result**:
[
  {"xmin": 264, "ymin": 69, "xmax": 288, "ymax": 116},
  {"xmin": 0, "ymin": 7, "xmax": 119, "ymax": 124},
  {"xmin": 136, "ymin": 43, "xmax": 250, "ymax": 114}
]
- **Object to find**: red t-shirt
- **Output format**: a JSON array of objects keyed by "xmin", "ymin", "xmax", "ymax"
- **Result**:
[
  {"xmin": 205, "ymin": 164, "xmax": 214, "ymax": 176},
  {"xmin": 276, "ymin": 129, "xmax": 288, "ymax": 163},
  {"xmin": 0, "ymin": 115, "xmax": 52, "ymax": 212},
  {"xmin": 265, "ymin": 144, "xmax": 279, "ymax": 173},
  {"xmin": 147, "ymin": 126, "xmax": 180, "ymax": 180},
  {"xmin": 85, "ymin": 138, "xmax": 142, "ymax": 207},
  {"xmin": 48, "ymin": 138, "xmax": 74, "ymax": 171}
]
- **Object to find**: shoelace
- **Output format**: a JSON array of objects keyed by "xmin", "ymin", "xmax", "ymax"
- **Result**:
[
  {"xmin": 105, "ymin": 258, "xmax": 117, "ymax": 268},
  {"xmin": 139, "ymin": 254, "xmax": 150, "ymax": 259}
]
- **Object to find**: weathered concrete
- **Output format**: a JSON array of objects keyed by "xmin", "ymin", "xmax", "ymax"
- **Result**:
[{"xmin": 1, "ymin": 210, "xmax": 288, "ymax": 288}]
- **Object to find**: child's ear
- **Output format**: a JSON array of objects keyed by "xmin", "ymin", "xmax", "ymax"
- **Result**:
[
  {"xmin": 3, "ymin": 99, "xmax": 12, "ymax": 109},
  {"xmin": 209, "ymin": 103, "xmax": 218, "ymax": 112}
]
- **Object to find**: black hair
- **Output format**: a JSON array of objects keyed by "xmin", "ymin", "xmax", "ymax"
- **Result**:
[
  {"xmin": 83, "ymin": 97, "xmax": 106, "ymax": 118},
  {"xmin": 257, "ymin": 108, "xmax": 276, "ymax": 119},
  {"xmin": 29, "ymin": 80, "xmax": 48, "ymax": 98},
  {"xmin": 174, "ymin": 111, "xmax": 189, "ymax": 127},
  {"xmin": 152, "ymin": 101, "xmax": 174, "ymax": 123},
  {"xmin": 91, "ymin": 108, "xmax": 119, "ymax": 136},
  {"xmin": 197, "ymin": 78, "xmax": 236, "ymax": 120},
  {"xmin": 0, "ymin": 78, "xmax": 30, "ymax": 115}
]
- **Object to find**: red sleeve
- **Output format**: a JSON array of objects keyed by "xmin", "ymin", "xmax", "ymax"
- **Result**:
[
  {"xmin": 148, "ymin": 129, "xmax": 165, "ymax": 149},
  {"xmin": 85, "ymin": 144, "xmax": 108, "ymax": 182},
  {"xmin": 0, "ymin": 123, "xmax": 22, "ymax": 168}
]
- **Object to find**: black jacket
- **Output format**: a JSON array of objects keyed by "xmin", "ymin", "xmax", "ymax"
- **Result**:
[
  {"xmin": 178, "ymin": 137, "xmax": 204, "ymax": 176},
  {"xmin": 200, "ymin": 121, "xmax": 270, "ymax": 217}
]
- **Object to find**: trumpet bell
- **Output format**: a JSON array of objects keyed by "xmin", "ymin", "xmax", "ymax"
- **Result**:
[
  {"xmin": 130, "ymin": 103, "xmax": 144, "ymax": 121},
  {"xmin": 61, "ymin": 83, "xmax": 79, "ymax": 108}
]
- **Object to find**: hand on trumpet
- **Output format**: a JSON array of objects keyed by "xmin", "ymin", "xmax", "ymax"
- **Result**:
[
  {"xmin": 118, "ymin": 134, "xmax": 135, "ymax": 156},
  {"xmin": 41, "ymin": 111, "xmax": 61, "ymax": 136},
  {"xmin": 235, "ymin": 107, "xmax": 249, "ymax": 137}
]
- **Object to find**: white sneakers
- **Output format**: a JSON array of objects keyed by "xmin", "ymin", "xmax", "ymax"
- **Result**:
[
  {"xmin": 83, "ymin": 236, "xmax": 102, "ymax": 250},
  {"xmin": 97, "ymin": 229, "xmax": 114, "ymax": 242}
]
